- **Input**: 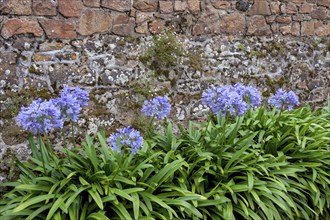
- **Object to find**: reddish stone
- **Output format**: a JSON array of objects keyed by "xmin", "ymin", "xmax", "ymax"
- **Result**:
[
  {"xmin": 299, "ymin": 3, "xmax": 313, "ymax": 13},
  {"xmin": 220, "ymin": 12, "xmax": 246, "ymax": 35},
  {"xmin": 293, "ymin": 14, "xmax": 304, "ymax": 21},
  {"xmin": 102, "ymin": 0, "xmax": 131, "ymax": 12},
  {"xmin": 78, "ymin": 9, "xmax": 112, "ymax": 35},
  {"xmin": 83, "ymin": 0, "xmax": 100, "ymax": 7},
  {"xmin": 174, "ymin": 1, "xmax": 187, "ymax": 11},
  {"xmin": 266, "ymin": 15, "xmax": 276, "ymax": 23},
  {"xmin": 192, "ymin": 6, "xmax": 220, "ymax": 35},
  {"xmin": 247, "ymin": 15, "xmax": 271, "ymax": 36},
  {"xmin": 188, "ymin": 0, "xmax": 200, "ymax": 14},
  {"xmin": 311, "ymin": 7, "xmax": 328, "ymax": 19},
  {"xmin": 301, "ymin": 21, "xmax": 315, "ymax": 36},
  {"xmin": 112, "ymin": 14, "xmax": 135, "ymax": 36},
  {"xmin": 133, "ymin": 0, "xmax": 158, "ymax": 12},
  {"xmin": 286, "ymin": 3, "xmax": 298, "ymax": 14},
  {"xmin": 135, "ymin": 11, "xmax": 153, "ymax": 24},
  {"xmin": 40, "ymin": 19, "xmax": 77, "ymax": 39},
  {"xmin": 149, "ymin": 19, "xmax": 166, "ymax": 34},
  {"xmin": 317, "ymin": 0, "xmax": 330, "ymax": 7},
  {"xmin": 292, "ymin": 22, "xmax": 300, "ymax": 36},
  {"xmin": 271, "ymin": 23, "xmax": 279, "ymax": 33},
  {"xmin": 135, "ymin": 23, "xmax": 149, "ymax": 34},
  {"xmin": 315, "ymin": 24, "xmax": 330, "ymax": 36},
  {"xmin": 269, "ymin": 2, "xmax": 280, "ymax": 14},
  {"xmin": 1, "ymin": 18, "xmax": 43, "ymax": 39},
  {"xmin": 0, "ymin": 0, "xmax": 32, "ymax": 15},
  {"xmin": 210, "ymin": 0, "xmax": 231, "ymax": 9},
  {"xmin": 276, "ymin": 16, "xmax": 292, "ymax": 24},
  {"xmin": 280, "ymin": 25, "xmax": 291, "ymax": 35},
  {"xmin": 58, "ymin": 0, "xmax": 83, "ymax": 17},
  {"xmin": 32, "ymin": 0, "xmax": 56, "ymax": 16},
  {"xmin": 307, "ymin": 0, "xmax": 317, "ymax": 3},
  {"xmin": 159, "ymin": 1, "xmax": 173, "ymax": 13},
  {"xmin": 292, "ymin": 0, "xmax": 305, "ymax": 3},
  {"xmin": 247, "ymin": 0, "xmax": 271, "ymax": 15}
]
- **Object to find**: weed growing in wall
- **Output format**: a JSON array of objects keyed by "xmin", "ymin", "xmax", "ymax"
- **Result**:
[{"xmin": 139, "ymin": 31, "xmax": 202, "ymax": 77}]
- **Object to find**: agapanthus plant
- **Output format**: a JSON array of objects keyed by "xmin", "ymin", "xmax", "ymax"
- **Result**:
[
  {"xmin": 16, "ymin": 98, "xmax": 63, "ymax": 135},
  {"xmin": 108, "ymin": 127, "xmax": 143, "ymax": 154},
  {"xmin": 202, "ymin": 83, "xmax": 261, "ymax": 117},
  {"xmin": 269, "ymin": 88, "xmax": 300, "ymax": 111},
  {"xmin": 141, "ymin": 96, "xmax": 171, "ymax": 119},
  {"xmin": 54, "ymin": 87, "xmax": 89, "ymax": 121}
]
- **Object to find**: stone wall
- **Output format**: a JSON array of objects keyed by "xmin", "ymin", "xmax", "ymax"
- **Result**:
[
  {"xmin": 0, "ymin": 0, "xmax": 330, "ymax": 37},
  {"xmin": 0, "ymin": 0, "xmax": 330, "ymax": 176}
]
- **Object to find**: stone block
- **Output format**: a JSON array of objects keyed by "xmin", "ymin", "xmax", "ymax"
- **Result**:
[
  {"xmin": 32, "ymin": 0, "xmax": 56, "ymax": 16},
  {"xmin": 188, "ymin": 0, "xmax": 200, "ymax": 14},
  {"xmin": 149, "ymin": 19, "xmax": 166, "ymax": 34},
  {"xmin": 315, "ymin": 24, "xmax": 330, "ymax": 36},
  {"xmin": 276, "ymin": 16, "xmax": 292, "ymax": 24},
  {"xmin": 78, "ymin": 9, "xmax": 112, "ymax": 35},
  {"xmin": 133, "ymin": 0, "xmax": 158, "ymax": 12},
  {"xmin": 210, "ymin": 0, "xmax": 231, "ymax": 9},
  {"xmin": 1, "ymin": 18, "xmax": 43, "ymax": 39},
  {"xmin": 286, "ymin": 3, "xmax": 298, "ymax": 14},
  {"xmin": 58, "ymin": 0, "xmax": 83, "ymax": 17},
  {"xmin": 299, "ymin": 3, "xmax": 313, "ymax": 13},
  {"xmin": 317, "ymin": 0, "xmax": 330, "ymax": 7},
  {"xmin": 247, "ymin": 15, "xmax": 271, "ymax": 36},
  {"xmin": 269, "ymin": 2, "xmax": 280, "ymax": 14},
  {"xmin": 159, "ymin": 1, "xmax": 173, "ymax": 13},
  {"xmin": 311, "ymin": 7, "xmax": 327, "ymax": 19},
  {"xmin": 0, "ymin": 0, "xmax": 31, "ymax": 15},
  {"xmin": 112, "ymin": 14, "xmax": 135, "ymax": 36},
  {"xmin": 174, "ymin": 1, "xmax": 187, "ymax": 12},
  {"xmin": 83, "ymin": 0, "xmax": 100, "ymax": 7},
  {"xmin": 281, "ymin": 22, "xmax": 300, "ymax": 36},
  {"xmin": 102, "ymin": 0, "xmax": 131, "ymax": 12},
  {"xmin": 247, "ymin": 0, "xmax": 271, "ymax": 16},
  {"xmin": 40, "ymin": 19, "xmax": 77, "ymax": 39},
  {"xmin": 220, "ymin": 12, "xmax": 246, "ymax": 35},
  {"xmin": 301, "ymin": 21, "xmax": 315, "ymax": 36}
]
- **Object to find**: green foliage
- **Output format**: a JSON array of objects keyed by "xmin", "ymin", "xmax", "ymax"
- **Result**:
[
  {"xmin": 139, "ymin": 31, "xmax": 185, "ymax": 76},
  {"xmin": 139, "ymin": 31, "xmax": 203, "ymax": 76},
  {"xmin": 1, "ymin": 105, "xmax": 330, "ymax": 219}
]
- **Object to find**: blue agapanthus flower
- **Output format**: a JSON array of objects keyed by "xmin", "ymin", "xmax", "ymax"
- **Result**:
[
  {"xmin": 108, "ymin": 127, "xmax": 144, "ymax": 154},
  {"xmin": 54, "ymin": 87, "xmax": 89, "ymax": 121},
  {"xmin": 16, "ymin": 98, "xmax": 64, "ymax": 135},
  {"xmin": 202, "ymin": 83, "xmax": 262, "ymax": 117},
  {"xmin": 233, "ymin": 83, "xmax": 261, "ymax": 108},
  {"xmin": 269, "ymin": 88, "xmax": 300, "ymax": 111},
  {"xmin": 141, "ymin": 96, "xmax": 171, "ymax": 119}
]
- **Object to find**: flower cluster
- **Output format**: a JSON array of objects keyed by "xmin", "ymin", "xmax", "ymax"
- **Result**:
[
  {"xmin": 202, "ymin": 83, "xmax": 261, "ymax": 117},
  {"xmin": 16, "ymin": 98, "xmax": 64, "ymax": 135},
  {"xmin": 141, "ymin": 96, "xmax": 171, "ymax": 119},
  {"xmin": 54, "ymin": 87, "xmax": 89, "ymax": 122},
  {"xmin": 108, "ymin": 127, "xmax": 144, "ymax": 154},
  {"xmin": 16, "ymin": 87, "xmax": 89, "ymax": 134},
  {"xmin": 269, "ymin": 88, "xmax": 300, "ymax": 111}
]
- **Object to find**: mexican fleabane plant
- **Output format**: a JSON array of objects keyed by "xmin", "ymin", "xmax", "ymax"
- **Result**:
[
  {"xmin": 269, "ymin": 88, "xmax": 300, "ymax": 111},
  {"xmin": 108, "ymin": 127, "xmax": 144, "ymax": 154},
  {"xmin": 202, "ymin": 83, "xmax": 261, "ymax": 117}
]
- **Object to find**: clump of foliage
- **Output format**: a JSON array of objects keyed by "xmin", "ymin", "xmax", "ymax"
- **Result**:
[
  {"xmin": 139, "ymin": 31, "xmax": 202, "ymax": 76},
  {"xmin": 139, "ymin": 31, "xmax": 185, "ymax": 76},
  {"xmin": 1, "ymin": 85, "xmax": 330, "ymax": 219}
]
